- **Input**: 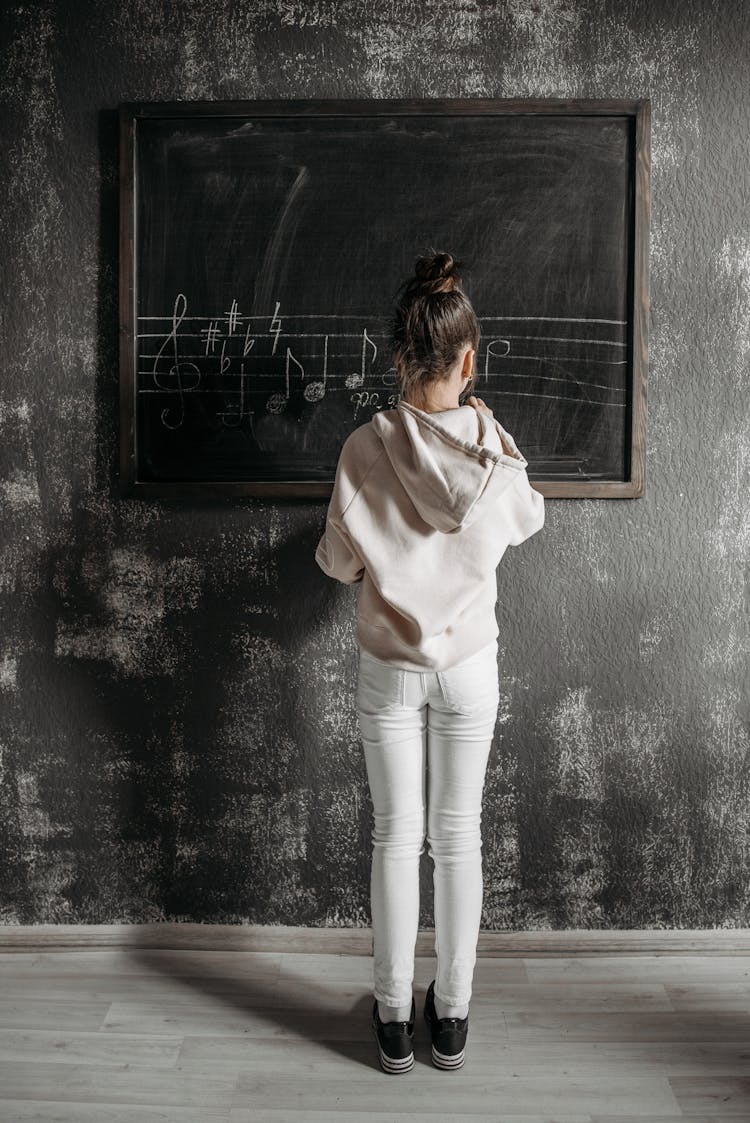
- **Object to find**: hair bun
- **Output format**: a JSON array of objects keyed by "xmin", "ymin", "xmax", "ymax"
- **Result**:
[{"xmin": 413, "ymin": 250, "xmax": 462, "ymax": 295}]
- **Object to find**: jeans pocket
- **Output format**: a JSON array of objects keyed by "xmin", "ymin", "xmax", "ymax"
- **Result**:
[
  {"xmin": 437, "ymin": 644, "xmax": 500, "ymax": 717},
  {"xmin": 356, "ymin": 650, "xmax": 405, "ymax": 711}
]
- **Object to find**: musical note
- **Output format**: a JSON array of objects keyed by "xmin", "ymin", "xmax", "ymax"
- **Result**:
[
  {"xmin": 285, "ymin": 346, "xmax": 304, "ymax": 397},
  {"xmin": 151, "ymin": 292, "xmax": 201, "ymax": 430},
  {"xmin": 266, "ymin": 345, "xmax": 304, "ymax": 414},
  {"xmin": 137, "ymin": 301, "xmax": 629, "ymax": 437},
  {"xmin": 345, "ymin": 328, "xmax": 377, "ymax": 389},
  {"xmin": 303, "ymin": 333, "xmax": 328, "ymax": 402},
  {"xmin": 483, "ymin": 338, "xmax": 511, "ymax": 378}
]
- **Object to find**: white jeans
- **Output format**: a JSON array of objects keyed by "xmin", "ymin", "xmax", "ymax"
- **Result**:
[{"xmin": 356, "ymin": 638, "xmax": 500, "ymax": 1008}]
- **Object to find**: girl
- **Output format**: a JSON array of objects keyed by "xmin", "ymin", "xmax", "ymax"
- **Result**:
[{"xmin": 315, "ymin": 250, "xmax": 545, "ymax": 1072}]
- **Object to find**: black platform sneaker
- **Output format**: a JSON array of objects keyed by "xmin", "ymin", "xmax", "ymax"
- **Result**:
[
  {"xmin": 371, "ymin": 997, "xmax": 415, "ymax": 1073},
  {"xmin": 423, "ymin": 980, "xmax": 468, "ymax": 1070}
]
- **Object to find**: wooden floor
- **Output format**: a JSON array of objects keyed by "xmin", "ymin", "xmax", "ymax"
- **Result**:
[{"xmin": 1, "ymin": 947, "xmax": 749, "ymax": 1120}]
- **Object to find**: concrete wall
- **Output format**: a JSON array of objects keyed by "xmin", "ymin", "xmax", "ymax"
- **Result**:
[{"xmin": 1, "ymin": 0, "xmax": 747, "ymax": 928}]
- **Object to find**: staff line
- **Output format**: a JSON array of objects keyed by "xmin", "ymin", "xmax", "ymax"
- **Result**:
[
  {"xmin": 492, "ymin": 389, "xmax": 626, "ymax": 404},
  {"xmin": 136, "ymin": 314, "xmax": 628, "ymax": 325},
  {"xmin": 139, "ymin": 351, "xmax": 627, "ymax": 366},
  {"xmin": 507, "ymin": 334, "xmax": 626, "ymax": 347},
  {"xmin": 137, "ymin": 372, "xmax": 627, "ymax": 394},
  {"xmin": 136, "ymin": 332, "xmax": 626, "ymax": 344},
  {"xmin": 495, "ymin": 355, "xmax": 627, "ymax": 365},
  {"xmin": 136, "ymin": 386, "xmax": 626, "ymax": 407}
]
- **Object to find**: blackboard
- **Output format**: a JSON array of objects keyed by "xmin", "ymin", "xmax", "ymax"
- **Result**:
[{"xmin": 119, "ymin": 98, "xmax": 650, "ymax": 499}]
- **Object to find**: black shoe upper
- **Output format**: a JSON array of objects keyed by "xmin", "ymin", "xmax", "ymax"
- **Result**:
[
  {"xmin": 423, "ymin": 979, "xmax": 469, "ymax": 1055},
  {"xmin": 372, "ymin": 997, "xmax": 415, "ymax": 1060}
]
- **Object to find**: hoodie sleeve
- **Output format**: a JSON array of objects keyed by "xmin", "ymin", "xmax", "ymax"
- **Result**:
[
  {"xmin": 314, "ymin": 433, "xmax": 368, "ymax": 585},
  {"xmin": 315, "ymin": 516, "xmax": 365, "ymax": 584},
  {"xmin": 500, "ymin": 467, "xmax": 546, "ymax": 546}
]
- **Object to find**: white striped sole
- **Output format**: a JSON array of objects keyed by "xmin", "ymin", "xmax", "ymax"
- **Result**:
[
  {"xmin": 376, "ymin": 1041, "xmax": 415, "ymax": 1073},
  {"xmin": 431, "ymin": 1044, "xmax": 465, "ymax": 1069}
]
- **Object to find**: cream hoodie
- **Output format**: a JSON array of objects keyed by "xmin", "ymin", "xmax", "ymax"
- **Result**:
[{"xmin": 315, "ymin": 399, "xmax": 545, "ymax": 671}]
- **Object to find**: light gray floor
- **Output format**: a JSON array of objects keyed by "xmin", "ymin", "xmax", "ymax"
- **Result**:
[{"xmin": 1, "ymin": 947, "xmax": 749, "ymax": 1119}]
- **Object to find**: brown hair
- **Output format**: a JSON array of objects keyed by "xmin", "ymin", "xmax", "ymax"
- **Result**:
[{"xmin": 391, "ymin": 249, "xmax": 480, "ymax": 409}]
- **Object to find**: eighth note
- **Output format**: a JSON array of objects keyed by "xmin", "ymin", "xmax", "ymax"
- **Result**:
[{"xmin": 266, "ymin": 345, "xmax": 304, "ymax": 415}]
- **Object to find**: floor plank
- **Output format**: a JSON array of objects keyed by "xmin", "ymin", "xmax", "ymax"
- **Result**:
[
  {"xmin": 0, "ymin": 948, "xmax": 748, "ymax": 1118},
  {"xmin": 0, "ymin": 1103, "xmax": 229, "ymax": 1123}
]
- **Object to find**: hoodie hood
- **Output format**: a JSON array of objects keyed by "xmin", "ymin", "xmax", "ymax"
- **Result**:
[{"xmin": 370, "ymin": 400, "xmax": 529, "ymax": 534}]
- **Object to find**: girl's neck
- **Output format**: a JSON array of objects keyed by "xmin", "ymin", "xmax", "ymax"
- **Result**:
[{"xmin": 406, "ymin": 396, "xmax": 463, "ymax": 414}]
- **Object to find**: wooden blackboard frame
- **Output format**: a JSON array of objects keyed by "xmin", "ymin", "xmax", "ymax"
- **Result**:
[{"xmin": 118, "ymin": 97, "xmax": 650, "ymax": 500}]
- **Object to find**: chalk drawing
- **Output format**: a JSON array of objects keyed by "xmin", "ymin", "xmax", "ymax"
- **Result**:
[{"xmin": 138, "ymin": 292, "xmax": 628, "ymax": 429}]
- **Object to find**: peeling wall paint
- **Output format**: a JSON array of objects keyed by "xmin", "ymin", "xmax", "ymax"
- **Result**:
[{"xmin": 0, "ymin": 0, "xmax": 748, "ymax": 928}]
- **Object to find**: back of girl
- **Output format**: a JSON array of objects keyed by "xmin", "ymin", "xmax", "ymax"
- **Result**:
[{"xmin": 315, "ymin": 249, "xmax": 545, "ymax": 1074}]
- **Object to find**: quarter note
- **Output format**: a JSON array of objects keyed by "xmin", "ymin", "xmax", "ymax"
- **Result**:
[
  {"xmin": 303, "ymin": 333, "xmax": 328, "ymax": 402},
  {"xmin": 345, "ymin": 327, "xmax": 377, "ymax": 389}
]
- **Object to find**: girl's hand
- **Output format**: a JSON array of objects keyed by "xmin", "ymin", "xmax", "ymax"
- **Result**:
[{"xmin": 465, "ymin": 394, "xmax": 494, "ymax": 419}]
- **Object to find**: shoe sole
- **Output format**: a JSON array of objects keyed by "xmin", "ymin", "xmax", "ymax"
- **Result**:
[
  {"xmin": 431, "ymin": 1043, "xmax": 465, "ymax": 1069},
  {"xmin": 424, "ymin": 993, "xmax": 466, "ymax": 1070},
  {"xmin": 374, "ymin": 1034, "xmax": 415, "ymax": 1073}
]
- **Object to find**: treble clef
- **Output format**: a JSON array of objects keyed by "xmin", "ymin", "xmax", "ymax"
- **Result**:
[{"xmin": 152, "ymin": 292, "xmax": 201, "ymax": 430}]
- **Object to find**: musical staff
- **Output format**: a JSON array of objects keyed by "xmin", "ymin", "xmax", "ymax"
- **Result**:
[{"xmin": 136, "ymin": 292, "xmax": 628, "ymax": 430}]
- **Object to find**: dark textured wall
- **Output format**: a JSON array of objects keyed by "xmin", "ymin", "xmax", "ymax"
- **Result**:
[{"xmin": 1, "ymin": 0, "xmax": 747, "ymax": 929}]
